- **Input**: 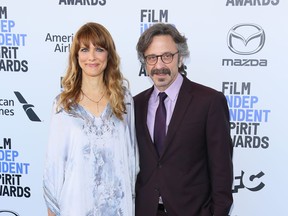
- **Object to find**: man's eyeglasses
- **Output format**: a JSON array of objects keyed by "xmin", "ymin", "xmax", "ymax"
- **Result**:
[{"xmin": 144, "ymin": 51, "xmax": 179, "ymax": 65}]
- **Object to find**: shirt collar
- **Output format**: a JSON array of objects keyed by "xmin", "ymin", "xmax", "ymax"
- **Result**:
[{"xmin": 152, "ymin": 73, "xmax": 183, "ymax": 102}]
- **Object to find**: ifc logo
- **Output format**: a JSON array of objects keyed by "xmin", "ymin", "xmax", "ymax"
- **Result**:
[{"xmin": 227, "ymin": 23, "xmax": 265, "ymax": 55}]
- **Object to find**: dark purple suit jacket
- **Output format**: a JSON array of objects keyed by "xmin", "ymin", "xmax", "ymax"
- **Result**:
[{"xmin": 134, "ymin": 75, "xmax": 233, "ymax": 216}]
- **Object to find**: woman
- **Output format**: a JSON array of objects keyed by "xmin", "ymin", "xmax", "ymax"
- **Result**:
[{"xmin": 43, "ymin": 22, "xmax": 139, "ymax": 216}]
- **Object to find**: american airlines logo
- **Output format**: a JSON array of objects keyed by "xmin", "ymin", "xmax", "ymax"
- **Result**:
[
  {"xmin": 14, "ymin": 92, "xmax": 41, "ymax": 122},
  {"xmin": 227, "ymin": 23, "xmax": 265, "ymax": 55}
]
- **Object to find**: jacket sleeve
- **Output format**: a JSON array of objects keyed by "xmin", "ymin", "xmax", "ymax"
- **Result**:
[{"xmin": 206, "ymin": 91, "xmax": 233, "ymax": 216}]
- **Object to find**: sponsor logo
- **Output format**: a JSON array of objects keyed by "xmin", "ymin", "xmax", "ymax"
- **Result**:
[
  {"xmin": 227, "ymin": 23, "xmax": 265, "ymax": 55},
  {"xmin": 222, "ymin": 23, "xmax": 268, "ymax": 67},
  {"xmin": 14, "ymin": 92, "xmax": 41, "ymax": 122},
  {"xmin": 0, "ymin": 138, "xmax": 31, "ymax": 198},
  {"xmin": 0, "ymin": 6, "xmax": 29, "ymax": 73},
  {"xmin": 233, "ymin": 170, "xmax": 265, "ymax": 193},
  {"xmin": 140, "ymin": 9, "xmax": 169, "ymax": 34},
  {"xmin": 222, "ymin": 82, "xmax": 271, "ymax": 149},
  {"xmin": 44, "ymin": 33, "xmax": 74, "ymax": 53}
]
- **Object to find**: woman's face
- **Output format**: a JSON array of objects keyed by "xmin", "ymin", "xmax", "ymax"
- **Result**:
[{"xmin": 78, "ymin": 42, "xmax": 108, "ymax": 78}]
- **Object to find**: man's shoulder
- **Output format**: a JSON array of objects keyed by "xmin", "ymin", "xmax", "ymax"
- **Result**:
[
  {"xmin": 183, "ymin": 77, "xmax": 221, "ymax": 96},
  {"xmin": 133, "ymin": 87, "xmax": 153, "ymax": 101}
]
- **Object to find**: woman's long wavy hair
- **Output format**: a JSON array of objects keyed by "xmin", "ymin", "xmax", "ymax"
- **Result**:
[{"xmin": 58, "ymin": 22, "xmax": 127, "ymax": 120}]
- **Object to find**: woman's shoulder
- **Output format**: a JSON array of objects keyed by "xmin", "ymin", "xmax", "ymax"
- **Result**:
[
  {"xmin": 50, "ymin": 93, "xmax": 65, "ymax": 114},
  {"xmin": 122, "ymin": 85, "xmax": 132, "ymax": 99}
]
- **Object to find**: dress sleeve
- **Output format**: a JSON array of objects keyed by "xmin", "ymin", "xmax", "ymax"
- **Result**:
[
  {"xmin": 124, "ymin": 88, "xmax": 140, "ymax": 203},
  {"xmin": 43, "ymin": 98, "xmax": 69, "ymax": 216}
]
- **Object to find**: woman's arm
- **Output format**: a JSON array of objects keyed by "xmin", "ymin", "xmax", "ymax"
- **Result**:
[{"xmin": 48, "ymin": 208, "xmax": 56, "ymax": 216}]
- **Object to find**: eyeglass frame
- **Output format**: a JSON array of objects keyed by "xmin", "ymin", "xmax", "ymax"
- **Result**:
[{"xmin": 144, "ymin": 51, "xmax": 179, "ymax": 65}]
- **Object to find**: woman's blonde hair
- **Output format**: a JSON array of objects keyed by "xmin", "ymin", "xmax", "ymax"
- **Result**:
[{"xmin": 59, "ymin": 22, "xmax": 127, "ymax": 120}]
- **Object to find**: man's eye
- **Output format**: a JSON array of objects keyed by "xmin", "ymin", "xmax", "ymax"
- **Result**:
[
  {"xmin": 163, "ymin": 53, "xmax": 172, "ymax": 58},
  {"xmin": 148, "ymin": 56, "xmax": 156, "ymax": 60}
]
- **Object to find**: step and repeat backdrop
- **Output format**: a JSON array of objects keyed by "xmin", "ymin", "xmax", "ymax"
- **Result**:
[{"xmin": 1, "ymin": 0, "xmax": 287, "ymax": 215}]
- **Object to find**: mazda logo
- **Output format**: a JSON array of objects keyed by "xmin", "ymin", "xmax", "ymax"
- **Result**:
[{"xmin": 227, "ymin": 23, "xmax": 265, "ymax": 55}]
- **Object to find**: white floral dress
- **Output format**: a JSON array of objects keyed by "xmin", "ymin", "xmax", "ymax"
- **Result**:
[{"xmin": 43, "ymin": 89, "xmax": 139, "ymax": 216}]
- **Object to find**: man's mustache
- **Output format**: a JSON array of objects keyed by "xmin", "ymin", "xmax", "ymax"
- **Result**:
[{"xmin": 151, "ymin": 68, "xmax": 171, "ymax": 76}]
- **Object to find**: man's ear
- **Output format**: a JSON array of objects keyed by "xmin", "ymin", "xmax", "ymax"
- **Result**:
[{"xmin": 178, "ymin": 56, "xmax": 183, "ymax": 68}]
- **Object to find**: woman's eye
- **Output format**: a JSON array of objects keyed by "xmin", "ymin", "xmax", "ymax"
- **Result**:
[
  {"xmin": 96, "ymin": 47, "xmax": 105, "ymax": 52},
  {"xmin": 80, "ymin": 48, "xmax": 88, "ymax": 52}
]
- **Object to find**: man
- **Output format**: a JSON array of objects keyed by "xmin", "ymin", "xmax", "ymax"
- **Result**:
[{"xmin": 134, "ymin": 23, "xmax": 233, "ymax": 216}]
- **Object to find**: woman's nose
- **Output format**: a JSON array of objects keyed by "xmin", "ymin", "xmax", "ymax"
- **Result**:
[{"xmin": 88, "ymin": 50, "xmax": 96, "ymax": 60}]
